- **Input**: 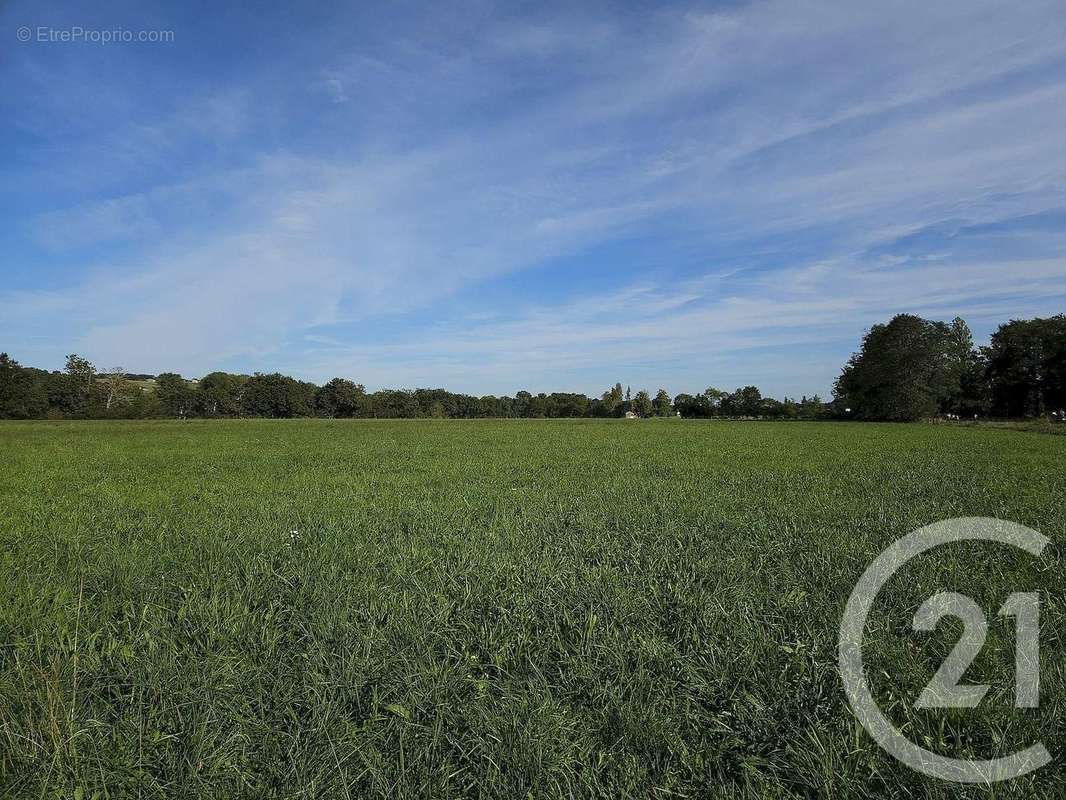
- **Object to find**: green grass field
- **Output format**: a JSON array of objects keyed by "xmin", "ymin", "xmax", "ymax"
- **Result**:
[{"xmin": 1, "ymin": 420, "xmax": 1063, "ymax": 798}]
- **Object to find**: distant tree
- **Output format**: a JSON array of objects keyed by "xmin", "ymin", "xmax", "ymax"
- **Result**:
[
  {"xmin": 100, "ymin": 367, "xmax": 128, "ymax": 411},
  {"xmin": 938, "ymin": 318, "xmax": 988, "ymax": 416},
  {"xmin": 703, "ymin": 386, "xmax": 725, "ymax": 414},
  {"xmin": 985, "ymin": 315, "xmax": 1066, "ymax": 417},
  {"xmin": 761, "ymin": 397, "xmax": 786, "ymax": 418},
  {"xmin": 737, "ymin": 386, "xmax": 763, "ymax": 416},
  {"xmin": 653, "ymin": 388, "xmax": 672, "ymax": 416},
  {"xmin": 720, "ymin": 390, "xmax": 737, "ymax": 416},
  {"xmin": 514, "ymin": 390, "xmax": 533, "ymax": 417},
  {"xmin": 600, "ymin": 383, "xmax": 624, "ymax": 417},
  {"xmin": 414, "ymin": 389, "xmax": 450, "ymax": 417},
  {"xmin": 370, "ymin": 389, "xmax": 420, "ymax": 418},
  {"xmin": 315, "ymin": 377, "xmax": 367, "ymax": 418},
  {"xmin": 156, "ymin": 373, "xmax": 196, "ymax": 419},
  {"xmin": 0, "ymin": 354, "xmax": 48, "ymax": 419},
  {"xmin": 525, "ymin": 393, "xmax": 547, "ymax": 417},
  {"xmin": 41, "ymin": 370, "xmax": 80, "ymax": 417},
  {"xmin": 955, "ymin": 352, "xmax": 989, "ymax": 417},
  {"xmin": 455, "ymin": 393, "xmax": 482, "ymax": 418},
  {"xmin": 123, "ymin": 385, "xmax": 160, "ymax": 419},
  {"xmin": 198, "ymin": 372, "xmax": 248, "ymax": 417},
  {"xmin": 480, "ymin": 395, "xmax": 510, "ymax": 417},
  {"xmin": 410, "ymin": 388, "xmax": 489, "ymax": 419},
  {"xmin": 719, "ymin": 386, "xmax": 761, "ymax": 416},
  {"xmin": 632, "ymin": 389, "xmax": 653, "ymax": 417},
  {"xmin": 672, "ymin": 393, "xmax": 699, "ymax": 418},
  {"xmin": 64, "ymin": 354, "xmax": 95, "ymax": 390},
  {"xmin": 243, "ymin": 373, "xmax": 315, "ymax": 418},
  {"xmin": 543, "ymin": 392, "xmax": 589, "ymax": 418},
  {"xmin": 800, "ymin": 394, "xmax": 830, "ymax": 419},
  {"xmin": 59, "ymin": 353, "xmax": 99, "ymax": 417},
  {"xmin": 672, "ymin": 392, "xmax": 710, "ymax": 418}
]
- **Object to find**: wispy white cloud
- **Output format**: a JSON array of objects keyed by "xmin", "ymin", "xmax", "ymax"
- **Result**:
[
  {"xmin": 281, "ymin": 253, "xmax": 1063, "ymax": 394},
  {"xmin": 2, "ymin": 0, "xmax": 1065, "ymax": 395}
]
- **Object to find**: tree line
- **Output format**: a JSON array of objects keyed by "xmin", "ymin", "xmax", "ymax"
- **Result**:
[
  {"xmin": 833, "ymin": 313, "xmax": 1065, "ymax": 421},
  {"xmin": 0, "ymin": 356, "xmax": 826, "ymax": 421},
  {"xmin": 0, "ymin": 313, "xmax": 1062, "ymax": 421}
]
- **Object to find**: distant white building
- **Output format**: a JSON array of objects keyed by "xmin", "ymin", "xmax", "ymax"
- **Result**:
[{"xmin": 624, "ymin": 411, "xmax": 638, "ymax": 419}]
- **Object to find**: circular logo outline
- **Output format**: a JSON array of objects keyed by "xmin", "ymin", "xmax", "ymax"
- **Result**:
[{"xmin": 838, "ymin": 517, "xmax": 1051, "ymax": 783}]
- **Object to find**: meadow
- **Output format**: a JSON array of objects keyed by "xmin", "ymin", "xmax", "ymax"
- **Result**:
[{"xmin": 0, "ymin": 419, "xmax": 1063, "ymax": 798}]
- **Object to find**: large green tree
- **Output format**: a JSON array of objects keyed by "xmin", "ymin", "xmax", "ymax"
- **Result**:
[
  {"xmin": 672, "ymin": 389, "xmax": 718, "ymax": 418},
  {"xmin": 64, "ymin": 353, "xmax": 95, "ymax": 389},
  {"xmin": 600, "ymin": 383, "xmax": 624, "ymax": 417},
  {"xmin": 653, "ymin": 388, "xmax": 673, "ymax": 416},
  {"xmin": 156, "ymin": 373, "xmax": 197, "ymax": 418},
  {"xmin": 60, "ymin": 353, "xmax": 100, "ymax": 417},
  {"xmin": 984, "ymin": 315, "xmax": 1066, "ymax": 417},
  {"xmin": 0, "ymin": 354, "xmax": 48, "ymax": 419},
  {"xmin": 198, "ymin": 372, "xmax": 248, "ymax": 417},
  {"xmin": 632, "ymin": 389, "xmax": 653, "ymax": 418},
  {"xmin": 315, "ymin": 378, "xmax": 368, "ymax": 418},
  {"xmin": 834, "ymin": 314, "xmax": 979, "ymax": 421},
  {"xmin": 243, "ymin": 373, "xmax": 316, "ymax": 418},
  {"xmin": 720, "ymin": 386, "xmax": 762, "ymax": 417}
]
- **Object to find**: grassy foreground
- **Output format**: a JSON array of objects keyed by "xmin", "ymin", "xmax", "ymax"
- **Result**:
[{"xmin": 0, "ymin": 419, "xmax": 1063, "ymax": 798}]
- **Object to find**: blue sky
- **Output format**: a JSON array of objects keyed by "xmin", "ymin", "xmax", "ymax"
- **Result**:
[{"xmin": 2, "ymin": 0, "xmax": 1065, "ymax": 398}]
